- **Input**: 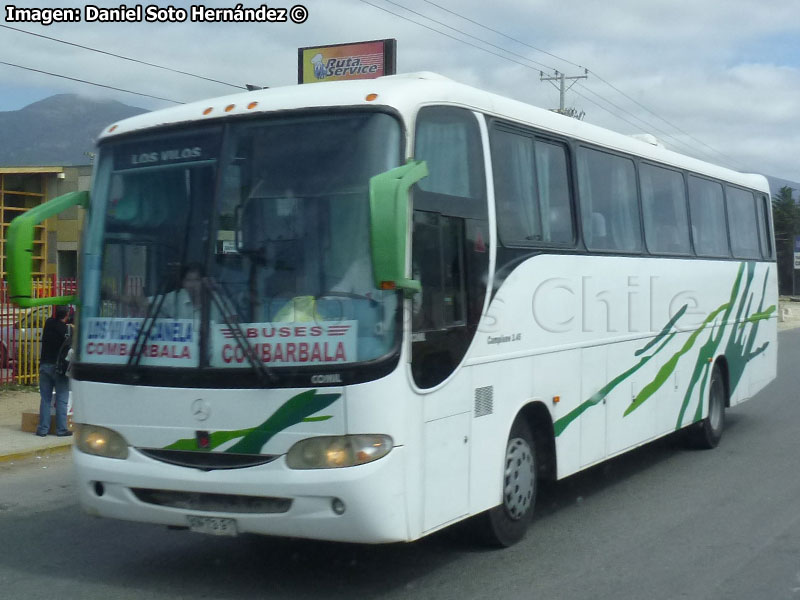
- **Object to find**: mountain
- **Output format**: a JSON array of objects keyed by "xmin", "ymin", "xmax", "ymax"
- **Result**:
[{"xmin": 0, "ymin": 94, "xmax": 148, "ymax": 166}]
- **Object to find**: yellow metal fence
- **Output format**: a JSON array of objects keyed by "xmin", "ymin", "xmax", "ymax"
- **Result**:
[{"xmin": 1, "ymin": 277, "xmax": 76, "ymax": 385}]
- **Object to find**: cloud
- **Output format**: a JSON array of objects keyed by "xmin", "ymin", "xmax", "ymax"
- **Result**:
[{"xmin": 1, "ymin": 0, "xmax": 799, "ymax": 180}]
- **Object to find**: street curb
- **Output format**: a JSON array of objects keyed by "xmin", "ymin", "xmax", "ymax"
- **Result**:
[{"xmin": 0, "ymin": 442, "xmax": 72, "ymax": 464}]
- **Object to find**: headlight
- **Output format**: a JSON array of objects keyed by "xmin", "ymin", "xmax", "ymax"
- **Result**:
[
  {"xmin": 74, "ymin": 424, "xmax": 129, "ymax": 459},
  {"xmin": 286, "ymin": 435, "xmax": 392, "ymax": 469}
]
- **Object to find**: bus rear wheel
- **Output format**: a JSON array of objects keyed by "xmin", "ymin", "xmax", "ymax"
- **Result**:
[
  {"xmin": 687, "ymin": 364, "xmax": 726, "ymax": 449},
  {"xmin": 475, "ymin": 417, "xmax": 537, "ymax": 547}
]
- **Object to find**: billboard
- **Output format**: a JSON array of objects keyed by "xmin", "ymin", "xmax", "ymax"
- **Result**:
[{"xmin": 298, "ymin": 39, "xmax": 396, "ymax": 84}]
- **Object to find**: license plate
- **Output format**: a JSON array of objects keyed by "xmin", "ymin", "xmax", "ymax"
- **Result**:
[{"xmin": 186, "ymin": 516, "xmax": 238, "ymax": 537}]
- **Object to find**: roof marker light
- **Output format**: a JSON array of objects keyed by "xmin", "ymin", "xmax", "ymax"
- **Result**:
[
  {"xmin": 203, "ymin": 107, "xmax": 213, "ymax": 115},
  {"xmin": 225, "ymin": 104, "xmax": 235, "ymax": 112},
  {"xmin": 247, "ymin": 101, "xmax": 258, "ymax": 110},
  {"xmin": 366, "ymin": 93, "xmax": 378, "ymax": 102},
  {"xmin": 108, "ymin": 125, "xmax": 118, "ymax": 133}
]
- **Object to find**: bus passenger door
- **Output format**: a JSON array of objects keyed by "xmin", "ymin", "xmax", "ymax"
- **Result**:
[
  {"xmin": 411, "ymin": 104, "xmax": 491, "ymax": 531},
  {"xmin": 412, "ymin": 210, "xmax": 473, "ymax": 531}
]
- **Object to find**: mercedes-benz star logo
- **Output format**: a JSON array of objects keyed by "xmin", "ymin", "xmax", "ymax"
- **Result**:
[{"xmin": 191, "ymin": 398, "xmax": 211, "ymax": 422}]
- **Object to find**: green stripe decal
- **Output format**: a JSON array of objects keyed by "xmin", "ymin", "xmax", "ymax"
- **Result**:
[
  {"xmin": 723, "ymin": 266, "xmax": 773, "ymax": 403},
  {"xmin": 164, "ymin": 389, "xmax": 341, "ymax": 454},
  {"xmin": 674, "ymin": 263, "xmax": 745, "ymax": 428},
  {"xmin": 634, "ymin": 305, "xmax": 687, "ymax": 357},
  {"xmin": 554, "ymin": 262, "xmax": 773, "ymax": 437},
  {"xmin": 553, "ymin": 307, "xmax": 684, "ymax": 436},
  {"xmin": 624, "ymin": 303, "xmax": 728, "ymax": 417}
]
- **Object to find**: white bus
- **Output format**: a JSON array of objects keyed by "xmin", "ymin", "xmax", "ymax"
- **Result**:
[{"xmin": 8, "ymin": 72, "xmax": 777, "ymax": 546}]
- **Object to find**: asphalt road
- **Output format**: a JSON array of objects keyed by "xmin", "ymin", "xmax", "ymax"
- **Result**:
[{"xmin": 1, "ymin": 330, "xmax": 799, "ymax": 600}]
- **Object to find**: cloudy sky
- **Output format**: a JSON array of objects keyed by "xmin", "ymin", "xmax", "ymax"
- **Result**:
[{"xmin": 2, "ymin": 0, "xmax": 799, "ymax": 182}]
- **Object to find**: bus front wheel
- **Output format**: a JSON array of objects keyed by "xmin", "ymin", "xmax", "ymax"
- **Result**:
[{"xmin": 475, "ymin": 416, "xmax": 537, "ymax": 547}]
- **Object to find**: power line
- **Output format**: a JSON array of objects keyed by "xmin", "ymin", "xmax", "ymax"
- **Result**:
[
  {"xmin": 374, "ymin": 0, "xmax": 739, "ymax": 169},
  {"xmin": 583, "ymin": 70, "xmax": 743, "ymax": 168},
  {"xmin": 359, "ymin": 1, "xmax": 699, "ymax": 156},
  {"xmin": 572, "ymin": 82, "xmax": 743, "ymax": 168},
  {"xmin": 358, "ymin": 0, "xmax": 558, "ymax": 73},
  {"xmin": 0, "ymin": 60, "xmax": 184, "ymax": 104},
  {"xmin": 420, "ymin": 0, "xmax": 586, "ymax": 72},
  {"xmin": 417, "ymin": 1, "xmax": 704, "ymax": 140},
  {"xmin": 0, "ymin": 24, "xmax": 246, "ymax": 90},
  {"xmin": 375, "ymin": 0, "xmax": 556, "ymax": 72}
]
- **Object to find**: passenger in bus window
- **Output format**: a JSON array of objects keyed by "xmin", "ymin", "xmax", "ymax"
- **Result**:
[{"xmin": 160, "ymin": 263, "xmax": 203, "ymax": 320}]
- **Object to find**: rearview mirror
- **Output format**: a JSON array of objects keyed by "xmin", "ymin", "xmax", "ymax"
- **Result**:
[
  {"xmin": 368, "ymin": 160, "xmax": 427, "ymax": 296},
  {"xmin": 6, "ymin": 190, "xmax": 89, "ymax": 307},
  {"xmin": 235, "ymin": 196, "xmax": 300, "ymax": 254}
]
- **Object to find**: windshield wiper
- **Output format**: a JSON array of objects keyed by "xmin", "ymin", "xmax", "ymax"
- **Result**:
[
  {"xmin": 124, "ymin": 269, "xmax": 275, "ymax": 385},
  {"xmin": 127, "ymin": 282, "xmax": 171, "ymax": 369},
  {"xmin": 203, "ymin": 277, "xmax": 275, "ymax": 385}
]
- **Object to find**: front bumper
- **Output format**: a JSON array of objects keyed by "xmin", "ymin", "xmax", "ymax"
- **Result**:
[{"xmin": 73, "ymin": 444, "xmax": 408, "ymax": 543}]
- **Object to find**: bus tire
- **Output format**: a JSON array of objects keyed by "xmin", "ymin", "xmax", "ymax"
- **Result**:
[
  {"xmin": 474, "ymin": 416, "xmax": 537, "ymax": 547},
  {"xmin": 687, "ymin": 364, "xmax": 726, "ymax": 449}
]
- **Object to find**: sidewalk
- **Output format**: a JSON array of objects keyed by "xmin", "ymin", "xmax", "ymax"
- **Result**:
[{"xmin": 0, "ymin": 387, "xmax": 72, "ymax": 463}]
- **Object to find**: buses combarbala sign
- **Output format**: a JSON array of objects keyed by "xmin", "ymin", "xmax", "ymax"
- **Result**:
[
  {"xmin": 298, "ymin": 39, "xmax": 396, "ymax": 84},
  {"xmin": 211, "ymin": 321, "xmax": 358, "ymax": 367}
]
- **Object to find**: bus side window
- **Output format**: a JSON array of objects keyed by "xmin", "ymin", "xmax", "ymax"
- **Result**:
[
  {"xmin": 577, "ymin": 147, "xmax": 641, "ymax": 253},
  {"xmin": 640, "ymin": 163, "xmax": 690, "ymax": 255},
  {"xmin": 756, "ymin": 194, "xmax": 773, "ymax": 259},
  {"xmin": 726, "ymin": 186, "xmax": 761, "ymax": 259},
  {"xmin": 491, "ymin": 128, "xmax": 539, "ymax": 245},
  {"xmin": 688, "ymin": 176, "xmax": 729, "ymax": 258},
  {"xmin": 535, "ymin": 139, "xmax": 574, "ymax": 244},
  {"xmin": 490, "ymin": 127, "xmax": 574, "ymax": 246}
]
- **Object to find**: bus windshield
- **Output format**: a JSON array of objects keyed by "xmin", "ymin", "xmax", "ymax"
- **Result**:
[{"xmin": 80, "ymin": 111, "xmax": 403, "ymax": 375}]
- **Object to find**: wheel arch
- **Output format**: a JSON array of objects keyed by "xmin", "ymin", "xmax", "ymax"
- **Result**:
[{"xmin": 518, "ymin": 401, "xmax": 557, "ymax": 482}]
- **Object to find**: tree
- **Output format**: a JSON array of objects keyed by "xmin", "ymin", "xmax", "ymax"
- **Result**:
[{"xmin": 772, "ymin": 186, "xmax": 800, "ymax": 295}]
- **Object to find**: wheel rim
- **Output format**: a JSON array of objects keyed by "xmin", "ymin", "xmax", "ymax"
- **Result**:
[
  {"xmin": 709, "ymin": 374, "xmax": 724, "ymax": 432},
  {"xmin": 503, "ymin": 437, "xmax": 535, "ymax": 520}
]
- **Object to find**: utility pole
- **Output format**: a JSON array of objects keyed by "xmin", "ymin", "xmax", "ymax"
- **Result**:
[{"xmin": 540, "ymin": 69, "xmax": 588, "ymax": 118}]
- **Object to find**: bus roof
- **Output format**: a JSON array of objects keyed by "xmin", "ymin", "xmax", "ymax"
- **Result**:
[{"xmin": 99, "ymin": 71, "xmax": 768, "ymax": 192}]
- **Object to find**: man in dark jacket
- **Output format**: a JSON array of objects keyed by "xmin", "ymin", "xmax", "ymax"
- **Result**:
[{"xmin": 35, "ymin": 305, "xmax": 71, "ymax": 437}]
